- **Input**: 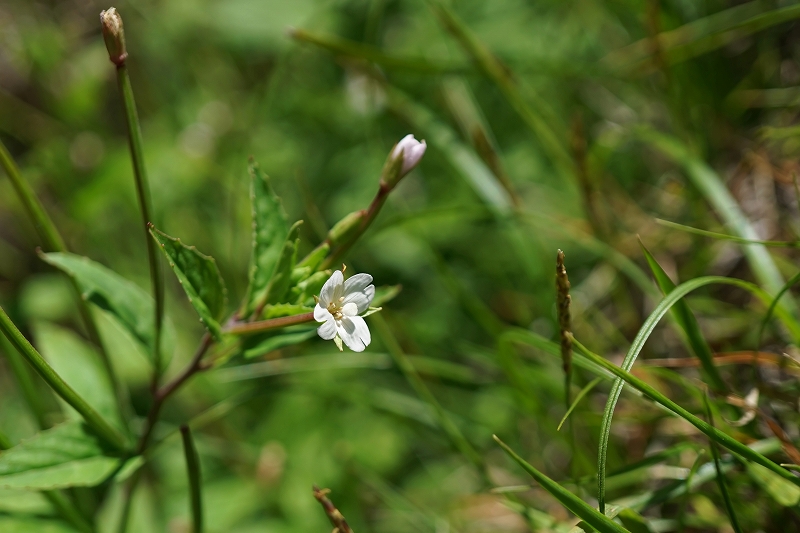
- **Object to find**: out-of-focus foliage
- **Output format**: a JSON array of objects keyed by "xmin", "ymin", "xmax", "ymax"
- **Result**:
[{"xmin": 3, "ymin": 0, "xmax": 800, "ymax": 531}]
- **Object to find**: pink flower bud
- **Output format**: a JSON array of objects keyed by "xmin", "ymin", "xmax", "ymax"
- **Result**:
[{"xmin": 392, "ymin": 134, "xmax": 427, "ymax": 177}]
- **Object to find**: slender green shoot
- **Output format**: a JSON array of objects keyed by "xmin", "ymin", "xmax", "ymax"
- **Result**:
[
  {"xmin": 0, "ymin": 139, "xmax": 66, "ymax": 251},
  {"xmin": 0, "ymin": 304, "xmax": 127, "ymax": 451},
  {"xmin": 757, "ymin": 270, "xmax": 800, "ymax": 349},
  {"xmin": 102, "ymin": 8, "xmax": 164, "ymax": 375},
  {"xmin": 180, "ymin": 425, "xmax": 203, "ymax": 533},
  {"xmin": 0, "ymin": 334, "xmax": 49, "ymax": 429},
  {"xmin": 657, "ymin": 218, "xmax": 799, "ymax": 247},
  {"xmin": 703, "ymin": 394, "xmax": 743, "ymax": 533},
  {"xmin": 677, "ymin": 450, "xmax": 706, "ymax": 533},
  {"xmin": 0, "ymin": 138, "xmax": 126, "ymax": 426},
  {"xmin": 558, "ymin": 377, "xmax": 602, "ymax": 431}
]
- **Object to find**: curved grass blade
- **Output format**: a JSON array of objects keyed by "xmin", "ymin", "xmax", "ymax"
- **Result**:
[
  {"xmin": 597, "ymin": 275, "xmax": 800, "ymax": 513},
  {"xmin": 639, "ymin": 240, "xmax": 726, "ymax": 392},
  {"xmin": 573, "ymin": 338, "xmax": 800, "ymax": 489},
  {"xmin": 493, "ymin": 435, "xmax": 629, "ymax": 533}
]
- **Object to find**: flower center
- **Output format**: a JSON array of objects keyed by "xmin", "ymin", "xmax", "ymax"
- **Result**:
[{"xmin": 327, "ymin": 296, "xmax": 346, "ymax": 320}]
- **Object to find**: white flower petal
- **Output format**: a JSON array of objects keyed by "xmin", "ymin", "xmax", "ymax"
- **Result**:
[
  {"xmin": 342, "ymin": 290, "xmax": 373, "ymax": 314},
  {"xmin": 349, "ymin": 315, "xmax": 371, "ymax": 347},
  {"xmin": 341, "ymin": 302, "xmax": 358, "ymax": 317},
  {"xmin": 319, "ymin": 270, "xmax": 343, "ymax": 307},
  {"xmin": 317, "ymin": 317, "xmax": 337, "ymax": 340},
  {"xmin": 392, "ymin": 134, "xmax": 415, "ymax": 158},
  {"xmin": 314, "ymin": 303, "xmax": 330, "ymax": 323},
  {"xmin": 343, "ymin": 273, "xmax": 373, "ymax": 294},
  {"xmin": 337, "ymin": 317, "xmax": 366, "ymax": 352}
]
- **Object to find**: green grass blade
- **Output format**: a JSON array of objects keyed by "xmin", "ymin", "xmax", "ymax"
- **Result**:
[
  {"xmin": 639, "ymin": 240, "xmax": 726, "ymax": 392},
  {"xmin": 573, "ymin": 338, "xmax": 800, "ymax": 489},
  {"xmin": 597, "ymin": 274, "xmax": 800, "ymax": 512},
  {"xmin": 493, "ymin": 436, "xmax": 629, "ymax": 533},
  {"xmin": 637, "ymin": 128, "xmax": 799, "ymax": 321},
  {"xmin": 703, "ymin": 394, "xmax": 743, "ymax": 533},
  {"xmin": 757, "ymin": 270, "xmax": 800, "ymax": 349},
  {"xmin": 558, "ymin": 377, "xmax": 602, "ymax": 432},
  {"xmin": 657, "ymin": 219, "xmax": 799, "ymax": 247}
]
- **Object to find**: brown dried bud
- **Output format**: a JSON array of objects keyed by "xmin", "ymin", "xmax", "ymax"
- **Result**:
[{"xmin": 100, "ymin": 8, "xmax": 127, "ymax": 66}]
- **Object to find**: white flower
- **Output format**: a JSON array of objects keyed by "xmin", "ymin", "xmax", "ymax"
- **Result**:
[
  {"xmin": 314, "ymin": 270, "xmax": 375, "ymax": 352},
  {"xmin": 392, "ymin": 134, "xmax": 427, "ymax": 176}
]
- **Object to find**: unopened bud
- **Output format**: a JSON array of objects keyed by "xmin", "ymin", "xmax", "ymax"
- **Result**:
[
  {"xmin": 328, "ymin": 210, "xmax": 365, "ymax": 245},
  {"xmin": 381, "ymin": 134, "xmax": 426, "ymax": 189},
  {"xmin": 100, "ymin": 8, "xmax": 127, "ymax": 66}
]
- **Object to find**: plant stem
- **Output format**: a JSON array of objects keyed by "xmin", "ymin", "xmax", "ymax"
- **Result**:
[
  {"xmin": 313, "ymin": 486, "xmax": 353, "ymax": 533},
  {"xmin": 0, "ymin": 333, "xmax": 49, "ymax": 429},
  {"xmin": 113, "ymin": 59, "xmax": 164, "ymax": 381},
  {"xmin": 318, "ymin": 185, "xmax": 388, "ymax": 270},
  {"xmin": 180, "ymin": 425, "xmax": 204, "ymax": 533},
  {"xmin": 0, "ymin": 140, "xmax": 66, "ymax": 251},
  {"xmin": 138, "ymin": 335, "xmax": 212, "ymax": 453},
  {"xmin": 0, "ymin": 305, "xmax": 127, "ymax": 451},
  {"xmin": 572, "ymin": 336, "xmax": 800, "ymax": 487},
  {"xmin": 0, "ymin": 139, "xmax": 127, "ymax": 429},
  {"xmin": 223, "ymin": 312, "xmax": 315, "ymax": 336}
]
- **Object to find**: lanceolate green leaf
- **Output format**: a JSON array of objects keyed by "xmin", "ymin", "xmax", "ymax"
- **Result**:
[
  {"xmin": 258, "ymin": 220, "xmax": 302, "ymax": 310},
  {"xmin": 35, "ymin": 322, "xmax": 124, "ymax": 431},
  {"xmin": 39, "ymin": 252, "xmax": 156, "ymax": 358},
  {"xmin": 243, "ymin": 161, "xmax": 290, "ymax": 316},
  {"xmin": 493, "ymin": 436, "xmax": 628, "ymax": 533},
  {"xmin": 639, "ymin": 241, "xmax": 726, "ymax": 392},
  {"xmin": 149, "ymin": 226, "xmax": 227, "ymax": 340},
  {"xmin": 0, "ymin": 422, "xmax": 121, "ymax": 490},
  {"xmin": 596, "ymin": 275, "xmax": 800, "ymax": 513}
]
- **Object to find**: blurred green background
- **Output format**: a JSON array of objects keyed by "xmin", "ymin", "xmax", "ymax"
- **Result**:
[{"xmin": 4, "ymin": 0, "xmax": 800, "ymax": 531}]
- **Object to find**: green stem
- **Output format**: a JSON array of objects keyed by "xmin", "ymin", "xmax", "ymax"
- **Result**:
[
  {"xmin": 572, "ymin": 337, "xmax": 800, "ymax": 487},
  {"xmin": 0, "ymin": 334, "xmax": 49, "ymax": 429},
  {"xmin": 0, "ymin": 138, "xmax": 127, "ymax": 432},
  {"xmin": 0, "ymin": 305, "xmax": 127, "ymax": 451},
  {"xmin": 180, "ymin": 425, "xmax": 203, "ymax": 533},
  {"xmin": 372, "ymin": 314, "xmax": 484, "ymax": 469},
  {"xmin": 0, "ymin": 140, "xmax": 66, "ymax": 251},
  {"xmin": 114, "ymin": 63, "xmax": 164, "ymax": 378}
]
